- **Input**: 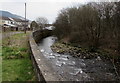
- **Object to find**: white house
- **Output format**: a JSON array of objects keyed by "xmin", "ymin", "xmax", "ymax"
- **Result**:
[
  {"xmin": 0, "ymin": 16, "xmax": 17, "ymax": 31},
  {"xmin": 0, "ymin": 16, "xmax": 30, "ymax": 31}
]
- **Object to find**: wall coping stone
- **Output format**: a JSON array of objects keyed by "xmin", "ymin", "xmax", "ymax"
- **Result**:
[{"xmin": 29, "ymin": 33, "xmax": 66, "ymax": 81}]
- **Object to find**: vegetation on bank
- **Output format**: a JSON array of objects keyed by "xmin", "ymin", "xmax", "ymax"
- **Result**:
[
  {"xmin": 2, "ymin": 32, "xmax": 36, "ymax": 81},
  {"xmin": 51, "ymin": 41, "xmax": 120, "ymax": 60},
  {"xmin": 53, "ymin": 2, "xmax": 120, "ymax": 77},
  {"xmin": 51, "ymin": 41, "xmax": 99, "ymax": 59},
  {"xmin": 53, "ymin": 2, "xmax": 120, "ymax": 57}
]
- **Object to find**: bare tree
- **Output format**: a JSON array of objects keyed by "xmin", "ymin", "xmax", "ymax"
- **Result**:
[
  {"xmin": 54, "ymin": 2, "xmax": 120, "ymax": 53},
  {"xmin": 114, "ymin": 2, "xmax": 120, "ymax": 54},
  {"xmin": 36, "ymin": 17, "xmax": 48, "ymax": 29}
]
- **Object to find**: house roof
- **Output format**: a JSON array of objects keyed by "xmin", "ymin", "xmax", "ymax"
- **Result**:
[
  {"xmin": 12, "ymin": 18, "xmax": 23, "ymax": 22},
  {"xmin": 0, "ymin": 16, "xmax": 29, "ymax": 22},
  {"xmin": 12, "ymin": 18, "xmax": 29, "ymax": 22}
]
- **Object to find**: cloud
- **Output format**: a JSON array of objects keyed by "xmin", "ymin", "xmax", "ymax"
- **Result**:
[
  {"xmin": 1, "ymin": 0, "xmax": 119, "ymax": 23},
  {"xmin": 1, "ymin": 0, "xmax": 119, "ymax": 2},
  {"xmin": 1, "ymin": 1, "xmax": 81, "ymax": 23},
  {"xmin": 26, "ymin": 2, "xmax": 75, "ymax": 23},
  {"xmin": 0, "ymin": 0, "xmax": 26, "ymax": 2}
]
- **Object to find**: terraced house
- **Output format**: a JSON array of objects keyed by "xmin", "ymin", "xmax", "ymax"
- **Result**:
[{"xmin": 0, "ymin": 16, "xmax": 30, "ymax": 32}]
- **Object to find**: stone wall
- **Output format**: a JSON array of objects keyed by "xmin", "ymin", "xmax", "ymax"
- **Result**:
[
  {"xmin": 33, "ymin": 29, "xmax": 52, "ymax": 43},
  {"xmin": 29, "ymin": 30, "xmax": 65, "ymax": 82}
]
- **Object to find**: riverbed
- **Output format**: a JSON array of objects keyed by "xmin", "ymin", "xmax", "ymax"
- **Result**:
[{"xmin": 38, "ymin": 36, "xmax": 117, "ymax": 81}]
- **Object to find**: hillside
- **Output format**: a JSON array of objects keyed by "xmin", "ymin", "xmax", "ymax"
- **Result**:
[{"xmin": 0, "ymin": 10, "xmax": 25, "ymax": 20}]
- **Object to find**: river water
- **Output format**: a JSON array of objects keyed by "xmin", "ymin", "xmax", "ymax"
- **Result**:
[{"xmin": 38, "ymin": 36, "xmax": 117, "ymax": 81}]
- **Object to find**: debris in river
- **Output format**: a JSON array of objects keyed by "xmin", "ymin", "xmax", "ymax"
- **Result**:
[
  {"xmin": 59, "ymin": 57, "xmax": 68, "ymax": 61},
  {"xmin": 41, "ymin": 49, "xmax": 44, "ymax": 52},
  {"xmin": 56, "ymin": 61, "xmax": 63, "ymax": 67},
  {"xmin": 47, "ymin": 55, "xmax": 55, "ymax": 59},
  {"xmin": 55, "ymin": 54, "xmax": 60, "ymax": 57},
  {"xmin": 67, "ymin": 61, "xmax": 75, "ymax": 65},
  {"xmin": 96, "ymin": 56, "xmax": 101, "ymax": 61},
  {"xmin": 69, "ymin": 68, "xmax": 83, "ymax": 75},
  {"xmin": 50, "ymin": 53, "xmax": 53, "ymax": 56}
]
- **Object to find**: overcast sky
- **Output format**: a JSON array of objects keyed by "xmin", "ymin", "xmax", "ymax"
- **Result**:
[{"xmin": 0, "ymin": 0, "xmax": 119, "ymax": 23}]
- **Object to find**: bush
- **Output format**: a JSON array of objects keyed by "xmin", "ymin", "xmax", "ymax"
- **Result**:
[
  {"xmin": 69, "ymin": 32, "xmax": 81, "ymax": 43},
  {"xmin": 19, "ymin": 48, "xmax": 27, "ymax": 52},
  {"xmin": 88, "ymin": 46, "xmax": 97, "ymax": 52}
]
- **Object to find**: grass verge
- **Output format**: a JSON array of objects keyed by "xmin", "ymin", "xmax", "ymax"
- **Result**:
[{"xmin": 2, "ymin": 31, "xmax": 36, "ymax": 81}]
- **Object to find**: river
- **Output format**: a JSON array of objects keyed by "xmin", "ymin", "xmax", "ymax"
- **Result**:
[{"xmin": 38, "ymin": 36, "xmax": 117, "ymax": 81}]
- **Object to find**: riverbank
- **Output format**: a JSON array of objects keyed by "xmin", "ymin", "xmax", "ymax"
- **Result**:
[
  {"xmin": 2, "ymin": 32, "xmax": 36, "ymax": 81},
  {"xmin": 51, "ymin": 41, "xmax": 101, "ymax": 59},
  {"xmin": 51, "ymin": 41, "xmax": 120, "ymax": 60},
  {"xmin": 51, "ymin": 41, "xmax": 120, "ymax": 79}
]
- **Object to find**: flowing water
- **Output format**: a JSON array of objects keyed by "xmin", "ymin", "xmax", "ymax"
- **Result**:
[{"xmin": 38, "ymin": 36, "xmax": 117, "ymax": 81}]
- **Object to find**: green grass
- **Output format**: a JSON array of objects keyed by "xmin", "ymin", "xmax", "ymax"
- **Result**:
[
  {"xmin": 2, "ymin": 46, "xmax": 27, "ymax": 59},
  {"xmin": 19, "ymin": 47, "xmax": 27, "ymax": 52},
  {"xmin": 0, "ymin": 56, "xmax": 2, "ymax": 82},
  {"xmin": 2, "ymin": 59, "xmax": 35, "ymax": 81},
  {"xmin": 2, "ymin": 31, "xmax": 36, "ymax": 81}
]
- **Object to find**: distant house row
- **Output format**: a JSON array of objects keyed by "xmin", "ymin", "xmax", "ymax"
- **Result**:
[{"xmin": 0, "ymin": 16, "xmax": 30, "ymax": 32}]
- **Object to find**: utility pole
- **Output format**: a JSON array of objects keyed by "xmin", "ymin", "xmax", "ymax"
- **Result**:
[{"xmin": 24, "ymin": 3, "xmax": 26, "ymax": 34}]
